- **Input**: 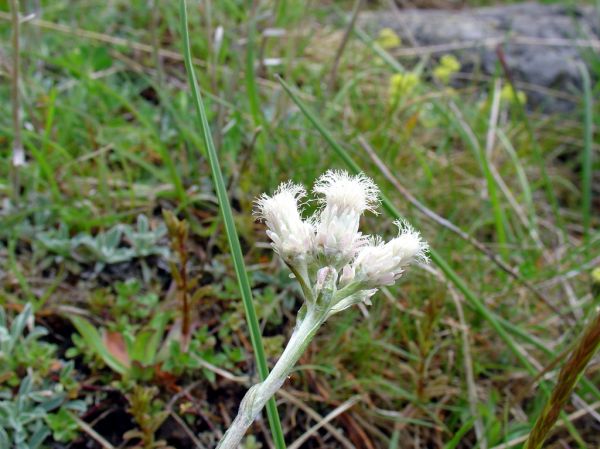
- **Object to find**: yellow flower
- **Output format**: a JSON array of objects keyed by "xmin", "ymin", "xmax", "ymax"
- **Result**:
[
  {"xmin": 377, "ymin": 28, "xmax": 401, "ymax": 49},
  {"xmin": 433, "ymin": 54, "xmax": 461, "ymax": 84},
  {"xmin": 500, "ymin": 84, "xmax": 527, "ymax": 105},
  {"xmin": 592, "ymin": 267, "xmax": 600, "ymax": 284},
  {"xmin": 389, "ymin": 72, "xmax": 419, "ymax": 99}
]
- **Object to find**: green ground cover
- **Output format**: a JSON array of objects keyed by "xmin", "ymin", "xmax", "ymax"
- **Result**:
[{"xmin": 0, "ymin": 1, "xmax": 599, "ymax": 448}]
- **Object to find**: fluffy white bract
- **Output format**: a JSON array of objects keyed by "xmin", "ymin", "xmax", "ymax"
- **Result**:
[
  {"xmin": 254, "ymin": 181, "xmax": 315, "ymax": 263},
  {"xmin": 255, "ymin": 173, "xmax": 427, "ymax": 298},
  {"xmin": 313, "ymin": 170, "xmax": 380, "ymax": 265},
  {"xmin": 313, "ymin": 170, "xmax": 380, "ymax": 214},
  {"xmin": 353, "ymin": 220, "xmax": 428, "ymax": 287}
]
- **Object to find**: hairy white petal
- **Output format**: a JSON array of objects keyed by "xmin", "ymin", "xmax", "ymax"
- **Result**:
[
  {"xmin": 339, "ymin": 264, "xmax": 355, "ymax": 287},
  {"xmin": 254, "ymin": 181, "xmax": 315, "ymax": 262},
  {"xmin": 313, "ymin": 207, "xmax": 367, "ymax": 263},
  {"xmin": 313, "ymin": 170, "xmax": 380, "ymax": 214},
  {"xmin": 353, "ymin": 221, "xmax": 428, "ymax": 287},
  {"xmin": 312, "ymin": 170, "xmax": 380, "ymax": 264}
]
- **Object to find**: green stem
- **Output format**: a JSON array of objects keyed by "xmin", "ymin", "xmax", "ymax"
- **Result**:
[
  {"xmin": 10, "ymin": 0, "xmax": 23, "ymax": 198},
  {"xmin": 179, "ymin": 1, "xmax": 286, "ymax": 446}
]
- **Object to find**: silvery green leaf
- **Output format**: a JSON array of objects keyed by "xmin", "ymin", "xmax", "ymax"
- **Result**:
[
  {"xmin": 105, "ymin": 248, "xmax": 136, "ymax": 264},
  {"xmin": 0, "ymin": 426, "xmax": 8, "ymax": 448},
  {"xmin": 10, "ymin": 304, "xmax": 32, "ymax": 350},
  {"xmin": 18, "ymin": 374, "xmax": 33, "ymax": 397},
  {"xmin": 0, "ymin": 401, "xmax": 11, "ymax": 418},
  {"xmin": 0, "ymin": 326, "xmax": 10, "ymax": 347},
  {"xmin": 65, "ymin": 400, "xmax": 86, "ymax": 412},
  {"xmin": 37, "ymin": 225, "xmax": 72, "ymax": 256},
  {"xmin": 28, "ymin": 427, "xmax": 50, "ymax": 449},
  {"xmin": 0, "ymin": 306, "xmax": 6, "ymax": 328},
  {"xmin": 39, "ymin": 393, "xmax": 65, "ymax": 412},
  {"xmin": 136, "ymin": 214, "xmax": 149, "ymax": 233},
  {"xmin": 103, "ymin": 227, "xmax": 123, "ymax": 249},
  {"xmin": 24, "ymin": 327, "xmax": 48, "ymax": 344}
]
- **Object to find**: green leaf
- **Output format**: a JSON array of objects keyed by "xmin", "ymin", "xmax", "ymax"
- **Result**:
[
  {"xmin": 130, "ymin": 331, "xmax": 154, "ymax": 365},
  {"xmin": 46, "ymin": 408, "xmax": 79, "ymax": 443},
  {"xmin": 10, "ymin": 304, "xmax": 32, "ymax": 350},
  {"xmin": 28, "ymin": 427, "xmax": 50, "ymax": 449},
  {"xmin": 0, "ymin": 426, "xmax": 9, "ymax": 448},
  {"xmin": 69, "ymin": 316, "xmax": 127, "ymax": 375}
]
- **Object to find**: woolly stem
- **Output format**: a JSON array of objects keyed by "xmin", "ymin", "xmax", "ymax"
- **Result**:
[{"xmin": 217, "ymin": 305, "xmax": 327, "ymax": 449}]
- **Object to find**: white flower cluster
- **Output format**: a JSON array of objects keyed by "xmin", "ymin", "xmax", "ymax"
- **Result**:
[{"xmin": 255, "ymin": 170, "xmax": 428, "ymax": 313}]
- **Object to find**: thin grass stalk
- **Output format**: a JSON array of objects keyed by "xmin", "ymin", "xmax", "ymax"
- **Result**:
[
  {"xmin": 483, "ymin": 79, "xmax": 509, "ymax": 260},
  {"xmin": 275, "ymin": 0, "xmax": 288, "ymax": 24},
  {"xmin": 496, "ymin": 129, "xmax": 542, "ymax": 247},
  {"xmin": 578, "ymin": 63, "xmax": 593, "ymax": 248},
  {"xmin": 149, "ymin": 0, "xmax": 164, "ymax": 90},
  {"xmin": 179, "ymin": 2, "xmax": 286, "ymax": 447},
  {"xmin": 24, "ymin": 138, "xmax": 61, "ymax": 201},
  {"xmin": 523, "ymin": 310, "xmax": 600, "ymax": 449},
  {"xmin": 10, "ymin": 0, "xmax": 24, "ymax": 197},
  {"xmin": 497, "ymin": 53, "xmax": 567, "ymax": 240},
  {"xmin": 244, "ymin": 1, "xmax": 270, "ymax": 183},
  {"xmin": 328, "ymin": 0, "xmax": 363, "ymax": 91}
]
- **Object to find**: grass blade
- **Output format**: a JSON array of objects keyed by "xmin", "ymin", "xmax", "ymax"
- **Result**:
[
  {"xmin": 179, "ymin": 1, "xmax": 286, "ymax": 447},
  {"xmin": 578, "ymin": 63, "xmax": 593, "ymax": 247},
  {"xmin": 497, "ymin": 129, "xmax": 541, "ymax": 246}
]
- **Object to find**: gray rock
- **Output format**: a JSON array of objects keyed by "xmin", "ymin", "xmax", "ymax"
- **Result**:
[{"xmin": 359, "ymin": 2, "xmax": 599, "ymax": 111}]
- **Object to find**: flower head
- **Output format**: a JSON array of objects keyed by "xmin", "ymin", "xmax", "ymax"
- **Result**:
[
  {"xmin": 376, "ymin": 28, "xmax": 401, "ymax": 49},
  {"xmin": 254, "ymin": 181, "xmax": 315, "ymax": 264},
  {"xmin": 433, "ymin": 54, "xmax": 461, "ymax": 84},
  {"xmin": 352, "ymin": 220, "xmax": 428, "ymax": 287},
  {"xmin": 389, "ymin": 72, "xmax": 419, "ymax": 100},
  {"xmin": 255, "ymin": 173, "xmax": 428, "ymax": 314},
  {"xmin": 500, "ymin": 84, "xmax": 527, "ymax": 105},
  {"xmin": 313, "ymin": 171, "xmax": 380, "ymax": 265},
  {"xmin": 313, "ymin": 170, "xmax": 379, "ymax": 214}
]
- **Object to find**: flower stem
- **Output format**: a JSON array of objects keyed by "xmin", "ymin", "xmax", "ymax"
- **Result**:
[
  {"xmin": 217, "ymin": 306, "xmax": 326, "ymax": 449},
  {"xmin": 10, "ymin": 0, "xmax": 24, "ymax": 197}
]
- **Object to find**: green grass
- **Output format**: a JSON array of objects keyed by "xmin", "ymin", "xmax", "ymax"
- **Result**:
[
  {"xmin": 179, "ymin": 0, "xmax": 285, "ymax": 446},
  {"xmin": 0, "ymin": 0, "xmax": 599, "ymax": 448}
]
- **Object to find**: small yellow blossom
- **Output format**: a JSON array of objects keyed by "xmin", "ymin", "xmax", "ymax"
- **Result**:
[
  {"xmin": 433, "ymin": 54, "xmax": 461, "ymax": 84},
  {"xmin": 500, "ymin": 84, "xmax": 527, "ymax": 105},
  {"xmin": 389, "ymin": 72, "xmax": 419, "ymax": 99},
  {"xmin": 592, "ymin": 267, "xmax": 600, "ymax": 284},
  {"xmin": 377, "ymin": 28, "xmax": 401, "ymax": 49}
]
